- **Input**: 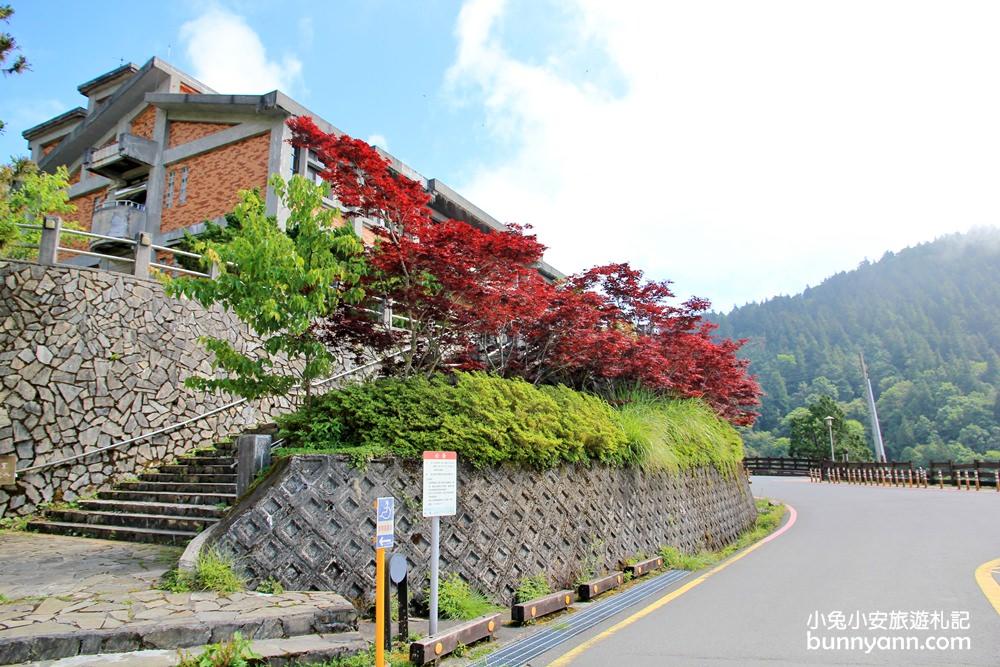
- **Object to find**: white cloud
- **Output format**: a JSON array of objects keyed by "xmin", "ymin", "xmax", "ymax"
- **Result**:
[
  {"xmin": 447, "ymin": 0, "xmax": 1000, "ymax": 310},
  {"xmin": 180, "ymin": 8, "xmax": 303, "ymax": 94},
  {"xmin": 368, "ymin": 134, "xmax": 390, "ymax": 150}
]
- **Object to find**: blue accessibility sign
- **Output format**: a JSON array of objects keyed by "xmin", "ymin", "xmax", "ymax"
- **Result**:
[{"xmin": 375, "ymin": 496, "xmax": 394, "ymax": 548}]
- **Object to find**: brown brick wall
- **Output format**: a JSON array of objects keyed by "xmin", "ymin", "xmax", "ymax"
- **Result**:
[
  {"xmin": 41, "ymin": 139, "xmax": 61, "ymax": 156},
  {"xmin": 130, "ymin": 106, "xmax": 157, "ymax": 140},
  {"xmin": 179, "ymin": 83, "xmax": 200, "ymax": 94},
  {"xmin": 66, "ymin": 188, "xmax": 110, "ymax": 233},
  {"xmin": 159, "ymin": 132, "xmax": 270, "ymax": 233},
  {"xmin": 167, "ymin": 121, "xmax": 236, "ymax": 149}
]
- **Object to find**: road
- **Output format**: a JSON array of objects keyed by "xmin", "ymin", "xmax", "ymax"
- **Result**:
[{"xmin": 537, "ymin": 476, "xmax": 1000, "ymax": 666}]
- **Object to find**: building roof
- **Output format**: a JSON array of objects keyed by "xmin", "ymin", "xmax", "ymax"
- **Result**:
[
  {"xmin": 77, "ymin": 63, "xmax": 140, "ymax": 96},
  {"xmin": 22, "ymin": 107, "xmax": 87, "ymax": 140}
]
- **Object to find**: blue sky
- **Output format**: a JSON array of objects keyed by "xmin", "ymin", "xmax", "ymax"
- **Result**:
[{"xmin": 3, "ymin": 1, "xmax": 999, "ymax": 312}]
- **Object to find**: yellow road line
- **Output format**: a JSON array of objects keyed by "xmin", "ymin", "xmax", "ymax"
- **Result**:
[
  {"xmin": 974, "ymin": 557, "xmax": 1000, "ymax": 617},
  {"xmin": 547, "ymin": 504, "xmax": 798, "ymax": 666}
]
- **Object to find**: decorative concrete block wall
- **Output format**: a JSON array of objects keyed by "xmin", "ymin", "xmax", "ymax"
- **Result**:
[
  {"xmin": 214, "ymin": 455, "xmax": 757, "ymax": 603},
  {"xmin": 0, "ymin": 260, "xmax": 293, "ymax": 517}
]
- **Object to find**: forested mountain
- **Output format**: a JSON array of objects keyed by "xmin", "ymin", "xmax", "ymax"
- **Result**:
[{"xmin": 712, "ymin": 228, "xmax": 1000, "ymax": 465}]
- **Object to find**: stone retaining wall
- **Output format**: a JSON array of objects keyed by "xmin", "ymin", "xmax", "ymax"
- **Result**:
[
  {"xmin": 0, "ymin": 260, "xmax": 293, "ymax": 517},
  {"xmin": 213, "ymin": 455, "xmax": 756, "ymax": 603}
]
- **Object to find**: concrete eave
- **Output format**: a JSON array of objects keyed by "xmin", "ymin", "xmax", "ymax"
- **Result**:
[
  {"xmin": 38, "ymin": 59, "xmax": 170, "ymax": 173},
  {"xmin": 22, "ymin": 108, "xmax": 87, "ymax": 141}
]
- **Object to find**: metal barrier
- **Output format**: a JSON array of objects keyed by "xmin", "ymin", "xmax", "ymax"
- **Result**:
[{"xmin": 15, "ymin": 215, "xmax": 216, "ymax": 279}]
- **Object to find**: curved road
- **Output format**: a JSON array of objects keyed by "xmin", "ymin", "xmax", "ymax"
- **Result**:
[{"xmin": 537, "ymin": 476, "xmax": 1000, "ymax": 666}]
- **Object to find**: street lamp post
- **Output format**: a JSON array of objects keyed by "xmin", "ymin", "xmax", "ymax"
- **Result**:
[{"xmin": 824, "ymin": 415, "xmax": 835, "ymax": 461}]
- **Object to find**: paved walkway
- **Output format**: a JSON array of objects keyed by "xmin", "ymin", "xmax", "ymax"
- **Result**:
[{"xmin": 0, "ymin": 532, "xmax": 353, "ymax": 652}]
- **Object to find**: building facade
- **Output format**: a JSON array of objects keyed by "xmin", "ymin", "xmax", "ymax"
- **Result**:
[{"xmin": 23, "ymin": 57, "xmax": 561, "ymax": 279}]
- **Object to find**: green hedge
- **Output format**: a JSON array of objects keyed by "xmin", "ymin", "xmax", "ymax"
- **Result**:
[{"xmin": 276, "ymin": 372, "xmax": 743, "ymax": 470}]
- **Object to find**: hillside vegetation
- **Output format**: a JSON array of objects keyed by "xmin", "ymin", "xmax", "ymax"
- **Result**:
[
  {"xmin": 712, "ymin": 229, "xmax": 1000, "ymax": 465},
  {"xmin": 276, "ymin": 372, "xmax": 744, "ymax": 471}
]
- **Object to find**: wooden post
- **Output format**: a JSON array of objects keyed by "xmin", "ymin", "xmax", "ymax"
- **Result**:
[{"xmin": 38, "ymin": 216, "xmax": 61, "ymax": 266}]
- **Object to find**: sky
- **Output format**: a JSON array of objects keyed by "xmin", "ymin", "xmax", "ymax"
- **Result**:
[{"xmin": 2, "ymin": 0, "xmax": 999, "ymax": 312}]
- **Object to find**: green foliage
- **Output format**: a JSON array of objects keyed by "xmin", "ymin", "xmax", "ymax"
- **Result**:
[
  {"xmin": 176, "ymin": 632, "xmax": 260, "ymax": 667},
  {"xmin": 164, "ymin": 175, "xmax": 366, "ymax": 407},
  {"xmin": 713, "ymin": 230, "xmax": 1000, "ymax": 461},
  {"xmin": 159, "ymin": 548, "xmax": 245, "ymax": 594},
  {"xmin": 0, "ymin": 515, "xmax": 30, "ymax": 532},
  {"xmin": 175, "ymin": 213, "xmax": 241, "ymax": 271},
  {"xmin": 255, "ymin": 577, "xmax": 284, "ymax": 595},
  {"xmin": 659, "ymin": 498, "xmax": 785, "ymax": 571},
  {"xmin": 278, "ymin": 372, "xmax": 631, "ymax": 468},
  {"xmin": 0, "ymin": 161, "xmax": 77, "ymax": 258},
  {"xmin": 614, "ymin": 391, "xmax": 745, "ymax": 471},
  {"xmin": 785, "ymin": 395, "xmax": 872, "ymax": 461},
  {"xmin": 514, "ymin": 573, "xmax": 552, "ymax": 604},
  {"xmin": 431, "ymin": 573, "xmax": 498, "ymax": 620}
]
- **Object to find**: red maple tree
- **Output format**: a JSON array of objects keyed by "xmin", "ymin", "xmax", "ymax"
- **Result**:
[{"xmin": 286, "ymin": 117, "xmax": 760, "ymax": 425}]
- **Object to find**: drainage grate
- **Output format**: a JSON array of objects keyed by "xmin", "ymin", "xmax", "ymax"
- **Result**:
[{"xmin": 470, "ymin": 569, "xmax": 692, "ymax": 667}]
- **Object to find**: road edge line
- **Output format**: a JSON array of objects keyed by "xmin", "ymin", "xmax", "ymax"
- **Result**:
[
  {"xmin": 974, "ymin": 557, "xmax": 1000, "ymax": 617},
  {"xmin": 546, "ymin": 503, "xmax": 798, "ymax": 667}
]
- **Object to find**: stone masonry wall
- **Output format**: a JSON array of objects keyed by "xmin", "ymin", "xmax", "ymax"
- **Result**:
[
  {"xmin": 214, "ymin": 455, "xmax": 757, "ymax": 604},
  {"xmin": 0, "ymin": 260, "xmax": 294, "ymax": 518}
]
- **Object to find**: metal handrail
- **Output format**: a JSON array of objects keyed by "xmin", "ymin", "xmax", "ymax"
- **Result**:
[
  {"xmin": 150, "ymin": 262, "xmax": 210, "ymax": 278},
  {"xmin": 60, "ymin": 228, "xmax": 139, "ymax": 245},
  {"xmin": 96, "ymin": 199, "xmax": 145, "ymax": 212},
  {"xmin": 57, "ymin": 247, "xmax": 136, "ymax": 262},
  {"xmin": 15, "ymin": 349, "xmax": 407, "ymax": 475},
  {"xmin": 152, "ymin": 244, "xmax": 201, "ymax": 260}
]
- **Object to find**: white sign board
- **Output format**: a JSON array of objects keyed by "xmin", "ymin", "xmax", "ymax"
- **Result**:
[
  {"xmin": 375, "ymin": 496, "xmax": 394, "ymax": 548},
  {"xmin": 422, "ymin": 451, "xmax": 457, "ymax": 517}
]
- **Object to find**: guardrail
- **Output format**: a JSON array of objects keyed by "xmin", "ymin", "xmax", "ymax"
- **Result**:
[
  {"xmin": 743, "ymin": 456, "xmax": 819, "ymax": 476},
  {"xmin": 15, "ymin": 215, "xmax": 215, "ymax": 279}
]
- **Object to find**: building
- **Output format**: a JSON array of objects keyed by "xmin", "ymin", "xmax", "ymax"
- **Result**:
[{"xmin": 22, "ymin": 57, "xmax": 561, "ymax": 279}]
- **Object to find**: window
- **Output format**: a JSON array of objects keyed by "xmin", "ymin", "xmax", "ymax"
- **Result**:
[
  {"xmin": 165, "ymin": 170, "xmax": 175, "ymax": 208},
  {"xmin": 291, "ymin": 146, "xmax": 301, "ymax": 177},
  {"xmin": 179, "ymin": 167, "xmax": 189, "ymax": 204}
]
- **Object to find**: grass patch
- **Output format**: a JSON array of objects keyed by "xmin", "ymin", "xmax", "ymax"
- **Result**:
[
  {"xmin": 430, "ymin": 573, "xmax": 499, "ymax": 621},
  {"xmin": 614, "ymin": 390, "xmax": 744, "ymax": 472},
  {"xmin": 514, "ymin": 573, "xmax": 552, "ymax": 604},
  {"xmin": 302, "ymin": 643, "xmax": 410, "ymax": 666},
  {"xmin": 255, "ymin": 577, "xmax": 284, "ymax": 595},
  {"xmin": 159, "ymin": 548, "xmax": 246, "ymax": 594},
  {"xmin": 659, "ymin": 498, "xmax": 786, "ymax": 571},
  {"xmin": 0, "ymin": 515, "xmax": 32, "ymax": 532},
  {"xmin": 176, "ymin": 632, "xmax": 259, "ymax": 667}
]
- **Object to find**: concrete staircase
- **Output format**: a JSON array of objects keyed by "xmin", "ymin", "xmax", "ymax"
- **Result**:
[{"xmin": 27, "ymin": 440, "xmax": 237, "ymax": 546}]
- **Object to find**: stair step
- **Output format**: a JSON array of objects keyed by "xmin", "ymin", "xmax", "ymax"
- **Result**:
[
  {"xmin": 139, "ymin": 472, "xmax": 237, "ymax": 484},
  {"xmin": 97, "ymin": 489, "xmax": 237, "ymax": 505},
  {"xmin": 27, "ymin": 520, "xmax": 198, "ymax": 546},
  {"xmin": 159, "ymin": 463, "xmax": 236, "ymax": 475},
  {"xmin": 45, "ymin": 509, "xmax": 219, "ymax": 532},
  {"xmin": 117, "ymin": 480, "xmax": 237, "ymax": 494},
  {"xmin": 77, "ymin": 498, "xmax": 227, "ymax": 518},
  {"xmin": 176, "ymin": 455, "xmax": 236, "ymax": 466}
]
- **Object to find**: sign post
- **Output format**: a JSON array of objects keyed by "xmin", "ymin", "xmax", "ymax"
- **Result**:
[
  {"xmin": 375, "ymin": 496, "xmax": 395, "ymax": 667},
  {"xmin": 422, "ymin": 451, "xmax": 457, "ymax": 637}
]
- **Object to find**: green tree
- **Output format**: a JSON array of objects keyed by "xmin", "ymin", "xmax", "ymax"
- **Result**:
[
  {"xmin": 1, "ymin": 5, "xmax": 30, "ymax": 135},
  {"xmin": 0, "ymin": 160, "xmax": 75, "ymax": 257},
  {"xmin": 786, "ymin": 395, "xmax": 872, "ymax": 461},
  {"xmin": 165, "ymin": 174, "xmax": 366, "ymax": 407}
]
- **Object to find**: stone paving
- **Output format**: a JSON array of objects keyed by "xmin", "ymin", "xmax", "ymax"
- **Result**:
[{"xmin": 0, "ymin": 532, "xmax": 359, "ymax": 664}]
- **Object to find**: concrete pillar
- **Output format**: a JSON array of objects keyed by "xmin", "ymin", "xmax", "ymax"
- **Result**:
[
  {"xmin": 133, "ymin": 231, "xmax": 152, "ymax": 279},
  {"xmin": 236, "ymin": 434, "xmax": 272, "ymax": 496},
  {"xmin": 37, "ymin": 216, "xmax": 61, "ymax": 265}
]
